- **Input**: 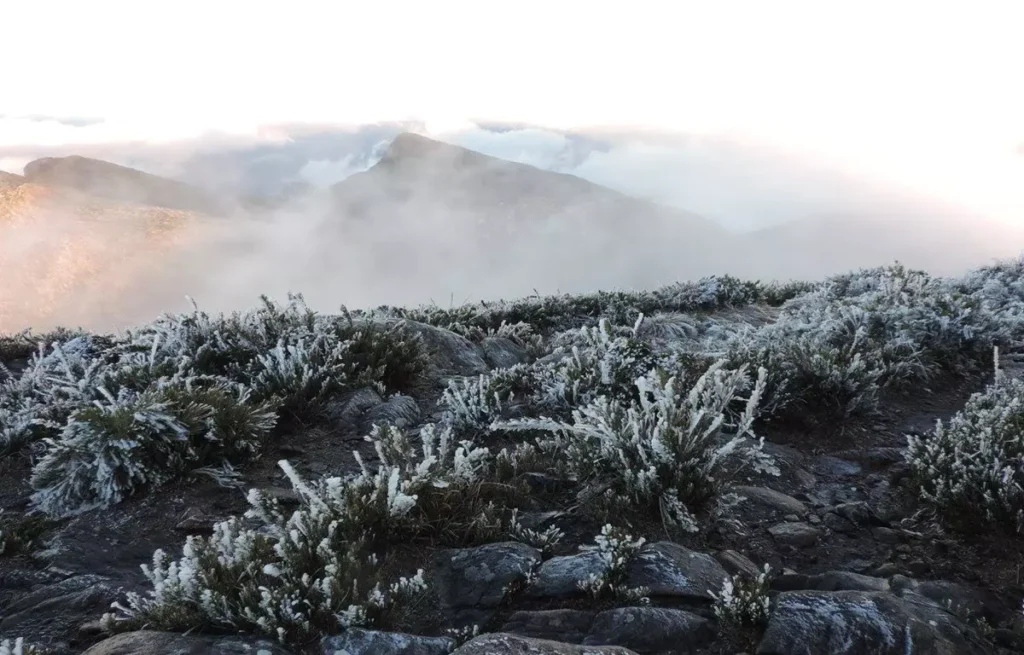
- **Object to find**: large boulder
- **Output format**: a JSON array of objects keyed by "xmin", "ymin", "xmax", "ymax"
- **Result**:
[
  {"xmin": 479, "ymin": 336, "xmax": 528, "ymax": 369},
  {"xmin": 360, "ymin": 394, "xmax": 422, "ymax": 433},
  {"xmin": 377, "ymin": 319, "xmax": 489, "ymax": 379},
  {"xmin": 432, "ymin": 542, "xmax": 542, "ymax": 609},
  {"xmin": 624, "ymin": 542, "xmax": 729, "ymax": 602}
]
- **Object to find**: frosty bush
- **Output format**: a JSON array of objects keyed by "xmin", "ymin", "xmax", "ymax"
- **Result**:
[
  {"xmin": 0, "ymin": 638, "xmax": 43, "ymax": 655},
  {"xmin": 103, "ymin": 513, "xmax": 427, "ymax": 644},
  {"xmin": 711, "ymin": 263, "xmax": 1023, "ymax": 418},
  {"xmin": 103, "ymin": 422, "xmax": 518, "ymax": 643},
  {"xmin": 440, "ymin": 365, "xmax": 535, "ymax": 437},
  {"xmin": 0, "ymin": 511, "xmax": 50, "ymax": 557},
  {"xmin": 248, "ymin": 334, "xmax": 352, "ymax": 417},
  {"xmin": 710, "ymin": 564, "xmax": 773, "ymax": 636},
  {"xmin": 30, "ymin": 381, "xmax": 278, "ymax": 517},
  {"xmin": 508, "ymin": 508, "xmax": 564, "ymax": 553},
  {"xmin": 905, "ymin": 369, "xmax": 1024, "ymax": 533},
  {"xmin": 0, "ymin": 295, "xmax": 427, "ymax": 516},
  {"xmin": 496, "ymin": 361, "xmax": 777, "ymax": 531},
  {"xmin": 374, "ymin": 275, "xmax": 807, "ymax": 337},
  {"xmin": 531, "ymin": 319, "xmax": 655, "ymax": 412},
  {"xmin": 576, "ymin": 524, "xmax": 650, "ymax": 604}
]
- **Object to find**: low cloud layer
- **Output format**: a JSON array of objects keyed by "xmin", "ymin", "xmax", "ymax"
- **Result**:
[
  {"xmin": 6, "ymin": 116, "xmax": 1019, "ymax": 231},
  {"xmin": 2, "ymin": 117, "xmax": 1022, "ymax": 334}
]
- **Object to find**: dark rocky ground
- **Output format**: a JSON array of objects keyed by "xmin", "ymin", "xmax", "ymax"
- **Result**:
[{"xmin": 1, "ymin": 322, "xmax": 1023, "ymax": 655}]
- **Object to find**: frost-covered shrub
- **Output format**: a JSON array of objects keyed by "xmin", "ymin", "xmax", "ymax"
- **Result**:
[
  {"xmin": 0, "ymin": 638, "xmax": 43, "ymax": 655},
  {"xmin": 710, "ymin": 564, "xmax": 773, "ymax": 634},
  {"xmin": 508, "ymin": 508, "xmax": 564, "ymax": 553},
  {"xmin": 724, "ymin": 301, "xmax": 916, "ymax": 416},
  {"xmin": 373, "ymin": 275, "xmax": 806, "ymax": 337},
  {"xmin": 103, "ymin": 512, "xmax": 426, "ymax": 644},
  {"xmin": 336, "ymin": 316, "xmax": 428, "ymax": 392},
  {"xmin": 0, "ymin": 511, "xmax": 50, "ymax": 557},
  {"xmin": 631, "ymin": 312, "xmax": 700, "ymax": 343},
  {"xmin": 0, "ymin": 336, "xmax": 130, "ymax": 453},
  {"xmin": 496, "ymin": 361, "xmax": 777, "ymax": 531},
  {"xmin": 532, "ymin": 319, "xmax": 655, "ymax": 412},
  {"xmin": 30, "ymin": 381, "xmax": 278, "ymax": 517},
  {"xmin": 576, "ymin": 524, "xmax": 650, "ymax": 604},
  {"xmin": 905, "ymin": 370, "xmax": 1024, "ymax": 533},
  {"xmin": 248, "ymin": 335, "xmax": 351, "ymax": 417},
  {"xmin": 436, "ymin": 319, "xmax": 659, "ymax": 438},
  {"xmin": 103, "ymin": 423, "xmax": 515, "ymax": 643},
  {"xmin": 440, "ymin": 365, "xmax": 535, "ymax": 437},
  {"xmin": 0, "ymin": 295, "xmax": 428, "ymax": 516},
  {"xmin": 713, "ymin": 263, "xmax": 1020, "ymax": 417}
]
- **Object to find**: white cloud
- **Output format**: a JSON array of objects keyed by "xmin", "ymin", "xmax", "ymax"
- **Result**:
[{"xmin": 294, "ymin": 155, "xmax": 375, "ymax": 187}]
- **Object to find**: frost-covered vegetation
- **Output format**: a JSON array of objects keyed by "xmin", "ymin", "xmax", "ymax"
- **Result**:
[
  {"xmin": 0, "ymin": 295, "xmax": 427, "ymax": 517},
  {"xmin": 495, "ymin": 361, "xmax": 777, "ymax": 531},
  {"xmin": 5, "ymin": 261, "xmax": 1024, "ymax": 646},
  {"xmin": 710, "ymin": 564, "xmax": 774, "ymax": 645},
  {"xmin": 575, "ymin": 524, "xmax": 651, "ymax": 604},
  {"xmin": 369, "ymin": 275, "xmax": 814, "ymax": 337},
  {"xmin": 0, "ymin": 638, "xmax": 43, "ymax": 655},
  {"xmin": 906, "ymin": 353, "xmax": 1024, "ymax": 533}
]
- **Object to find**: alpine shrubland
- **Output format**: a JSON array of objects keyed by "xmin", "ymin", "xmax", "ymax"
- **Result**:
[
  {"xmin": 3, "ymin": 263, "xmax": 1024, "ymax": 651},
  {"xmin": 905, "ymin": 352, "xmax": 1024, "ymax": 533},
  {"xmin": 0, "ymin": 295, "xmax": 427, "ymax": 517}
]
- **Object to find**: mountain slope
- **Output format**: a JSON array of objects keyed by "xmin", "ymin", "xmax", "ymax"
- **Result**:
[
  {"xmin": 0, "ymin": 171, "xmax": 24, "ymax": 188},
  {"xmin": 23, "ymin": 155, "xmax": 226, "ymax": 214},
  {"xmin": 0, "ymin": 178, "xmax": 212, "ymax": 332},
  {"xmin": 327, "ymin": 133, "xmax": 736, "ymax": 299},
  {"xmin": 740, "ymin": 205, "xmax": 1024, "ymax": 280}
]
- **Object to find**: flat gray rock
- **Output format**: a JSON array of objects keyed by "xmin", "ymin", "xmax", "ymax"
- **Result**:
[
  {"xmin": 321, "ymin": 628, "xmax": 454, "ymax": 655},
  {"xmin": 1, "ymin": 574, "xmax": 117, "ymax": 641},
  {"xmin": 389, "ymin": 320, "xmax": 490, "ymax": 378},
  {"xmin": 360, "ymin": 394, "xmax": 421, "ymax": 432},
  {"xmin": 323, "ymin": 387, "xmax": 385, "ymax": 432},
  {"xmin": 734, "ymin": 486, "xmax": 807, "ymax": 516},
  {"xmin": 757, "ymin": 591, "xmax": 991, "ymax": 655},
  {"xmin": 502, "ymin": 609, "xmax": 597, "ymax": 643},
  {"xmin": 767, "ymin": 522, "xmax": 820, "ymax": 548},
  {"xmin": 890, "ymin": 576, "xmax": 1001, "ymax": 623},
  {"xmin": 451, "ymin": 633, "xmax": 639, "ymax": 655},
  {"xmin": 715, "ymin": 550, "xmax": 761, "ymax": 579},
  {"xmin": 84, "ymin": 631, "xmax": 292, "ymax": 655},
  {"xmin": 584, "ymin": 607, "xmax": 713, "ymax": 653},
  {"xmin": 772, "ymin": 571, "xmax": 890, "ymax": 593}
]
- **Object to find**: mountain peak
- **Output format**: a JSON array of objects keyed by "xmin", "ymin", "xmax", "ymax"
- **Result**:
[
  {"xmin": 377, "ymin": 132, "xmax": 500, "ymax": 171},
  {"xmin": 22, "ymin": 155, "xmax": 225, "ymax": 214},
  {"xmin": 383, "ymin": 132, "xmax": 450, "ymax": 159}
]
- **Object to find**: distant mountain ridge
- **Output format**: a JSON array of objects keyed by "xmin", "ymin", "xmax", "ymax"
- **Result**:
[
  {"xmin": 327, "ymin": 132, "xmax": 734, "ymax": 296},
  {"xmin": 23, "ymin": 155, "xmax": 226, "ymax": 215}
]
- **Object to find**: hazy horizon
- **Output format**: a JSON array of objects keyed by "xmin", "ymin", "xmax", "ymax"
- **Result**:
[{"xmin": 2, "ymin": 1, "xmax": 1023, "ymax": 333}]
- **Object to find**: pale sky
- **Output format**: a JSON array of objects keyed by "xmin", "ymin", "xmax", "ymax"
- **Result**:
[{"xmin": 2, "ymin": 0, "xmax": 1023, "ymax": 222}]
